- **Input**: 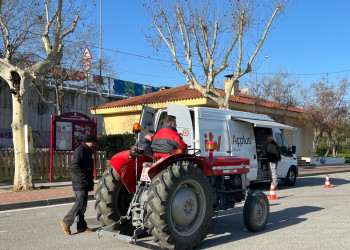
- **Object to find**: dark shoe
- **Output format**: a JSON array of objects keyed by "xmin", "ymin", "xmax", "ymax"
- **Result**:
[
  {"xmin": 60, "ymin": 221, "xmax": 71, "ymax": 235},
  {"xmin": 77, "ymin": 227, "xmax": 93, "ymax": 233}
]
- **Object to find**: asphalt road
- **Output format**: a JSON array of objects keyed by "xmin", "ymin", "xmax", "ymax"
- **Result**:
[{"xmin": 1, "ymin": 172, "xmax": 350, "ymax": 250}]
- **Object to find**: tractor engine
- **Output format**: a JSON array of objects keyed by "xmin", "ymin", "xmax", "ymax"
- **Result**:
[{"xmin": 208, "ymin": 174, "xmax": 246, "ymax": 210}]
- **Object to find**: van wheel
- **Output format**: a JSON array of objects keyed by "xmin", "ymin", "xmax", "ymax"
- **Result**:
[
  {"xmin": 94, "ymin": 167, "xmax": 133, "ymax": 227},
  {"xmin": 243, "ymin": 191, "xmax": 269, "ymax": 232},
  {"xmin": 145, "ymin": 161, "xmax": 213, "ymax": 249},
  {"xmin": 283, "ymin": 166, "xmax": 297, "ymax": 186}
]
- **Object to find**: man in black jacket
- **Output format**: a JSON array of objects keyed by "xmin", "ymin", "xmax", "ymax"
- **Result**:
[
  {"xmin": 60, "ymin": 134, "xmax": 96, "ymax": 235},
  {"xmin": 266, "ymin": 134, "xmax": 282, "ymax": 188}
]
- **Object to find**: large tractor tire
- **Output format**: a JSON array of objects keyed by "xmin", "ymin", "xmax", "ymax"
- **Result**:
[
  {"xmin": 145, "ymin": 161, "xmax": 213, "ymax": 249},
  {"xmin": 243, "ymin": 191, "xmax": 269, "ymax": 232},
  {"xmin": 94, "ymin": 167, "xmax": 133, "ymax": 226},
  {"xmin": 282, "ymin": 166, "xmax": 297, "ymax": 186}
]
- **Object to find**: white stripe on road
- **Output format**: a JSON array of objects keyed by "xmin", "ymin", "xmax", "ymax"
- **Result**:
[{"xmin": 0, "ymin": 200, "xmax": 95, "ymax": 214}]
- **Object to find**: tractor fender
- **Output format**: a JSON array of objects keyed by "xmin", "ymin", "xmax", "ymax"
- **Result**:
[
  {"xmin": 146, "ymin": 154, "xmax": 250, "ymax": 179},
  {"xmin": 110, "ymin": 150, "xmax": 153, "ymax": 194},
  {"xmin": 147, "ymin": 153, "xmax": 204, "ymax": 180}
]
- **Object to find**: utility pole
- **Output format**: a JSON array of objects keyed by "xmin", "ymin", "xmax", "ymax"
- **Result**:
[{"xmin": 99, "ymin": 0, "xmax": 102, "ymax": 76}]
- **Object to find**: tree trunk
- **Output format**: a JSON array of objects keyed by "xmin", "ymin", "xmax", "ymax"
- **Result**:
[
  {"xmin": 12, "ymin": 92, "xmax": 34, "ymax": 190},
  {"xmin": 332, "ymin": 137, "xmax": 340, "ymax": 157},
  {"xmin": 332, "ymin": 146, "xmax": 337, "ymax": 157},
  {"xmin": 324, "ymin": 136, "xmax": 330, "ymax": 157},
  {"xmin": 311, "ymin": 129, "xmax": 323, "ymax": 158},
  {"xmin": 55, "ymin": 84, "xmax": 62, "ymax": 116}
]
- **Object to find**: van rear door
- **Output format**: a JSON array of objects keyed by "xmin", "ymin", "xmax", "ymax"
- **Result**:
[
  {"xmin": 227, "ymin": 119, "xmax": 258, "ymax": 181},
  {"xmin": 167, "ymin": 104, "xmax": 193, "ymax": 147},
  {"xmin": 139, "ymin": 105, "xmax": 155, "ymax": 141}
]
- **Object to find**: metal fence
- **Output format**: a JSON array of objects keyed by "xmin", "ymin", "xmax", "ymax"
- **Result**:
[{"xmin": 0, "ymin": 148, "xmax": 107, "ymax": 180}]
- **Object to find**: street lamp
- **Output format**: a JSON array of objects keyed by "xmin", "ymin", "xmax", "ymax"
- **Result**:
[{"xmin": 265, "ymin": 54, "xmax": 269, "ymax": 82}]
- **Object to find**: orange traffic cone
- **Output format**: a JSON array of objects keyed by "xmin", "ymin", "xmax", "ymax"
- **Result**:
[
  {"xmin": 268, "ymin": 182, "xmax": 278, "ymax": 200},
  {"xmin": 323, "ymin": 174, "xmax": 332, "ymax": 188}
]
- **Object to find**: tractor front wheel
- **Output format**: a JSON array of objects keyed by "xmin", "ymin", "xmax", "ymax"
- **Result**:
[
  {"xmin": 243, "ymin": 191, "xmax": 269, "ymax": 232},
  {"xmin": 145, "ymin": 161, "xmax": 213, "ymax": 249}
]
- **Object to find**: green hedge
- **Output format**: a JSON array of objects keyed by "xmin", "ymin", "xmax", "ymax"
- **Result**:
[{"xmin": 97, "ymin": 133, "xmax": 136, "ymax": 159}]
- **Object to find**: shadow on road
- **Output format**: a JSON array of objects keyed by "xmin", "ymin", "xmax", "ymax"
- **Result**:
[{"xmin": 200, "ymin": 205, "xmax": 324, "ymax": 249}]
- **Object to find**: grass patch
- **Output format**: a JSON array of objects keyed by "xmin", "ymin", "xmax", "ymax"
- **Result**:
[
  {"xmin": 1, "ymin": 174, "xmax": 73, "ymax": 183},
  {"xmin": 0, "ymin": 177, "xmax": 13, "ymax": 183},
  {"xmin": 2, "ymin": 185, "xmax": 54, "ymax": 192},
  {"xmin": 34, "ymin": 173, "xmax": 73, "ymax": 181}
]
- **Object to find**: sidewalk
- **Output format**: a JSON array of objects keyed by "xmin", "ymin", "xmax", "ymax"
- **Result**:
[
  {"xmin": 0, "ymin": 181, "xmax": 98, "ymax": 211},
  {"xmin": 1, "ymin": 164, "xmax": 350, "ymax": 211}
]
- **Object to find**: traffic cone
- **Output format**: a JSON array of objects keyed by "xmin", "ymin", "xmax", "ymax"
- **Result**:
[
  {"xmin": 268, "ymin": 182, "xmax": 278, "ymax": 200},
  {"xmin": 323, "ymin": 174, "xmax": 332, "ymax": 188}
]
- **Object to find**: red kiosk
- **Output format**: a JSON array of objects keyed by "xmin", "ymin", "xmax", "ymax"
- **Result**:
[{"xmin": 50, "ymin": 112, "xmax": 97, "ymax": 183}]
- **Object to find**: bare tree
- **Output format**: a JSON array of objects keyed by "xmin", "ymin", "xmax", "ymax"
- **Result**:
[
  {"xmin": 245, "ymin": 68, "xmax": 301, "ymax": 122},
  {"xmin": 30, "ymin": 23, "xmax": 114, "ymax": 116},
  {"xmin": 0, "ymin": 0, "xmax": 95, "ymax": 190},
  {"xmin": 145, "ymin": 0, "xmax": 287, "ymax": 109},
  {"xmin": 263, "ymin": 69, "xmax": 301, "ymax": 123},
  {"xmin": 244, "ymin": 74, "xmax": 271, "ymax": 113},
  {"xmin": 302, "ymin": 78, "xmax": 349, "ymax": 157},
  {"xmin": 324, "ymin": 113, "xmax": 349, "ymax": 157},
  {"xmin": 322, "ymin": 78, "xmax": 350, "ymax": 157},
  {"xmin": 331, "ymin": 116, "xmax": 350, "ymax": 157}
]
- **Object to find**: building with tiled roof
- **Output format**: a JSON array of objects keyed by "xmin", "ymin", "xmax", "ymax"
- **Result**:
[{"xmin": 91, "ymin": 83, "xmax": 313, "ymax": 156}]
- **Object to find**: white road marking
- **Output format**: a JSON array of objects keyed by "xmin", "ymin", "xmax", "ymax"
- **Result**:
[{"xmin": 0, "ymin": 200, "xmax": 95, "ymax": 214}]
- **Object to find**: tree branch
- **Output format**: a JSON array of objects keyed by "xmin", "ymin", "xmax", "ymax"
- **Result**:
[
  {"xmin": 153, "ymin": 10, "xmax": 194, "ymax": 87},
  {"xmin": 213, "ymin": 27, "xmax": 239, "ymax": 76},
  {"xmin": 0, "ymin": 0, "xmax": 11, "ymax": 61},
  {"xmin": 246, "ymin": 6, "xmax": 281, "ymax": 71},
  {"xmin": 61, "ymin": 13, "xmax": 79, "ymax": 39},
  {"xmin": 191, "ymin": 25, "xmax": 207, "ymax": 73},
  {"xmin": 42, "ymin": 0, "xmax": 58, "ymax": 54},
  {"xmin": 31, "ymin": 81, "xmax": 56, "ymax": 106},
  {"xmin": 176, "ymin": 7, "xmax": 197, "ymax": 85}
]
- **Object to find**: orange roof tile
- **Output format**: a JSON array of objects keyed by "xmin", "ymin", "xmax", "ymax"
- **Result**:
[{"xmin": 91, "ymin": 84, "xmax": 304, "ymax": 113}]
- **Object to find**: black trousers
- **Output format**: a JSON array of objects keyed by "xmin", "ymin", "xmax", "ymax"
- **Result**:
[{"xmin": 63, "ymin": 190, "xmax": 88, "ymax": 229}]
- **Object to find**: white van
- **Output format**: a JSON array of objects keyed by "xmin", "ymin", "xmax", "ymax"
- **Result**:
[{"xmin": 140, "ymin": 104, "xmax": 298, "ymax": 186}]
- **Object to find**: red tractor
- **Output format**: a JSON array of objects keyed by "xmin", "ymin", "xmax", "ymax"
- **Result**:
[{"xmin": 95, "ymin": 125, "xmax": 269, "ymax": 249}]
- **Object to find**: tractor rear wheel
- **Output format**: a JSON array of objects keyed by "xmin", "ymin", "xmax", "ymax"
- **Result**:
[
  {"xmin": 145, "ymin": 161, "xmax": 213, "ymax": 249},
  {"xmin": 243, "ymin": 191, "xmax": 269, "ymax": 232},
  {"xmin": 94, "ymin": 167, "xmax": 133, "ymax": 226}
]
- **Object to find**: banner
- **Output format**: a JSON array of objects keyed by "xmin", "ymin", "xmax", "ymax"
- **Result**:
[{"xmin": 113, "ymin": 79, "xmax": 159, "ymax": 96}]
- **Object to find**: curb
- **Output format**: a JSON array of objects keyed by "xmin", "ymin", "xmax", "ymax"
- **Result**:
[
  {"xmin": 0, "ymin": 194, "xmax": 95, "ymax": 212},
  {"xmin": 298, "ymin": 167, "xmax": 350, "ymax": 177}
]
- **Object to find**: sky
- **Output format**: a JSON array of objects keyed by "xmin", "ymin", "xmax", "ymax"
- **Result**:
[{"xmin": 88, "ymin": 1, "xmax": 350, "ymax": 89}]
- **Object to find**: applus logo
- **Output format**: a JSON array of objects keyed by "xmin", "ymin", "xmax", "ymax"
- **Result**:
[{"xmin": 232, "ymin": 135, "xmax": 252, "ymax": 147}]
